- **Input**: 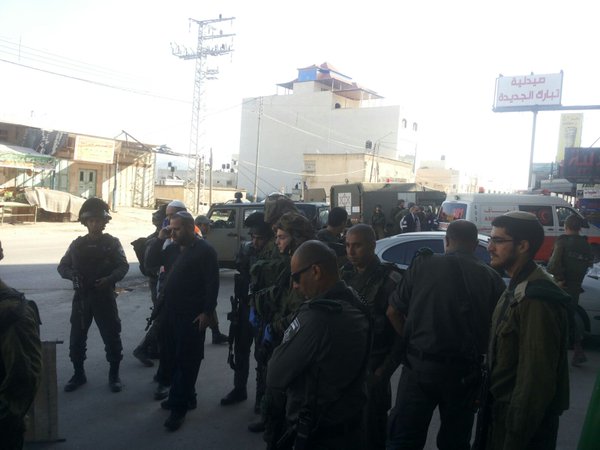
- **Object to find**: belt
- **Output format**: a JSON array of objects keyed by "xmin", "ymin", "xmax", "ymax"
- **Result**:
[{"xmin": 407, "ymin": 345, "xmax": 471, "ymax": 366}]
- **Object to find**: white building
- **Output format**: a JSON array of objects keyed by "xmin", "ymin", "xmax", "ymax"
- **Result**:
[
  {"xmin": 416, "ymin": 157, "xmax": 481, "ymax": 194},
  {"xmin": 237, "ymin": 62, "xmax": 418, "ymax": 199}
]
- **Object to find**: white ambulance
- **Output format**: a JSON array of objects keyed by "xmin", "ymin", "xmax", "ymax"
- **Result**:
[{"xmin": 437, "ymin": 193, "xmax": 600, "ymax": 262}]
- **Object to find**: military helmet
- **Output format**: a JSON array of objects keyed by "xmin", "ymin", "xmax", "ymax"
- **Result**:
[
  {"xmin": 264, "ymin": 194, "xmax": 298, "ymax": 225},
  {"xmin": 275, "ymin": 212, "xmax": 315, "ymax": 252},
  {"xmin": 79, "ymin": 197, "xmax": 111, "ymax": 223},
  {"xmin": 245, "ymin": 211, "xmax": 272, "ymax": 238}
]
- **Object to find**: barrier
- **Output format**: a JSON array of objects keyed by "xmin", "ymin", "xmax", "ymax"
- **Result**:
[{"xmin": 24, "ymin": 340, "xmax": 65, "ymax": 443}]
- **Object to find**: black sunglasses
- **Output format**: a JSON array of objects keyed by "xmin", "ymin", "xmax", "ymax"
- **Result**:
[{"xmin": 291, "ymin": 260, "xmax": 322, "ymax": 283}]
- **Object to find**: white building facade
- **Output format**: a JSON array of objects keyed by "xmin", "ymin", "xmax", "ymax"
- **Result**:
[{"xmin": 237, "ymin": 63, "xmax": 418, "ymax": 199}]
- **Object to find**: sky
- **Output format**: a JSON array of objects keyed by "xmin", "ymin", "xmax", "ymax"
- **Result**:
[{"xmin": 1, "ymin": 0, "xmax": 600, "ymax": 192}]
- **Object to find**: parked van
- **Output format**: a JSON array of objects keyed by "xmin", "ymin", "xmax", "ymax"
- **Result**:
[
  {"xmin": 205, "ymin": 201, "xmax": 329, "ymax": 268},
  {"xmin": 437, "ymin": 193, "xmax": 600, "ymax": 262}
]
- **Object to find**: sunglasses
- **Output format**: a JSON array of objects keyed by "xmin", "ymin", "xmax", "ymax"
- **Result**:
[{"xmin": 291, "ymin": 260, "xmax": 322, "ymax": 283}]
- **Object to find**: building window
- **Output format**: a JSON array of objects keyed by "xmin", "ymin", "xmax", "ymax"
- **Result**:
[
  {"xmin": 412, "ymin": 122, "xmax": 418, "ymax": 132},
  {"xmin": 304, "ymin": 160, "xmax": 316, "ymax": 173},
  {"xmin": 402, "ymin": 119, "xmax": 407, "ymax": 129}
]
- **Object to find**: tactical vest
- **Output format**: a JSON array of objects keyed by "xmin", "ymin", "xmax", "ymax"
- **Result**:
[
  {"xmin": 341, "ymin": 262, "xmax": 401, "ymax": 337},
  {"xmin": 71, "ymin": 234, "xmax": 121, "ymax": 289}
]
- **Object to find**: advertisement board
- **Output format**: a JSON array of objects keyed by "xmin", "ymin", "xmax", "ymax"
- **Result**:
[
  {"xmin": 494, "ymin": 72, "xmax": 563, "ymax": 110},
  {"xmin": 556, "ymin": 113, "xmax": 583, "ymax": 162}
]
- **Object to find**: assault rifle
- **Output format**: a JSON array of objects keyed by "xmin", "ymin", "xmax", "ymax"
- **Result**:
[
  {"xmin": 227, "ymin": 272, "xmax": 249, "ymax": 370},
  {"xmin": 72, "ymin": 272, "xmax": 86, "ymax": 330},
  {"xmin": 471, "ymin": 361, "xmax": 491, "ymax": 450}
]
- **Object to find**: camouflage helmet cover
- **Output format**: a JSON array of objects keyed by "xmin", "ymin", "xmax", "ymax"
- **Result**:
[{"xmin": 263, "ymin": 195, "xmax": 298, "ymax": 225}]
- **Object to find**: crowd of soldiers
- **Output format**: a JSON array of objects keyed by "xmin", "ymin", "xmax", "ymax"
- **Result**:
[
  {"xmin": 0, "ymin": 193, "xmax": 586, "ymax": 448},
  {"xmin": 221, "ymin": 197, "xmax": 578, "ymax": 450}
]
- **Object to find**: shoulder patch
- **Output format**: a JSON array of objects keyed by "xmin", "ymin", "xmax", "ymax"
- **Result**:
[{"xmin": 282, "ymin": 317, "xmax": 300, "ymax": 343}]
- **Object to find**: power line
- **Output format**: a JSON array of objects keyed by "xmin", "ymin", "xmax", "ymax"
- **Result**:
[
  {"xmin": 0, "ymin": 57, "xmax": 191, "ymax": 104},
  {"xmin": 0, "ymin": 36, "xmax": 138, "ymax": 81}
]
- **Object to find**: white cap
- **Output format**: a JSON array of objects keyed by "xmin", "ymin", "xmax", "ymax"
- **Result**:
[{"xmin": 167, "ymin": 200, "xmax": 186, "ymax": 209}]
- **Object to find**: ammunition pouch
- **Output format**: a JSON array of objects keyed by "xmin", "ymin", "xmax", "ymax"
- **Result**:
[{"xmin": 253, "ymin": 285, "xmax": 280, "ymax": 321}]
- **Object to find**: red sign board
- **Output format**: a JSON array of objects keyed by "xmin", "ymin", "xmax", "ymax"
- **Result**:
[{"xmin": 563, "ymin": 148, "xmax": 600, "ymax": 183}]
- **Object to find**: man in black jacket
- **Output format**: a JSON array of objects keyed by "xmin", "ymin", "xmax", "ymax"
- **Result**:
[
  {"xmin": 386, "ymin": 220, "xmax": 505, "ymax": 450},
  {"xmin": 264, "ymin": 240, "xmax": 370, "ymax": 450},
  {"xmin": 145, "ymin": 211, "xmax": 219, "ymax": 431}
]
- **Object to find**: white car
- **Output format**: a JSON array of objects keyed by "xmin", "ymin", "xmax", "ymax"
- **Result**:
[{"xmin": 375, "ymin": 232, "xmax": 600, "ymax": 337}]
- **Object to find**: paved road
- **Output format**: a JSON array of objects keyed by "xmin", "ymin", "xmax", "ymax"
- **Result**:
[{"xmin": 0, "ymin": 207, "xmax": 597, "ymax": 449}]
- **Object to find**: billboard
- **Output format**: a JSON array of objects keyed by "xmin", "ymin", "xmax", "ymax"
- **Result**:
[
  {"xmin": 494, "ymin": 72, "xmax": 563, "ymax": 110},
  {"xmin": 563, "ymin": 148, "xmax": 600, "ymax": 183},
  {"xmin": 556, "ymin": 113, "xmax": 583, "ymax": 162},
  {"xmin": 73, "ymin": 135, "xmax": 115, "ymax": 164}
]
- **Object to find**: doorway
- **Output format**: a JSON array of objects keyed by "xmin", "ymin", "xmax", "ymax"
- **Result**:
[{"xmin": 78, "ymin": 169, "xmax": 97, "ymax": 198}]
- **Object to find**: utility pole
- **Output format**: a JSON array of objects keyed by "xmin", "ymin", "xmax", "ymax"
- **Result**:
[
  {"xmin": 253, "ymin": 96, "xmax": 263, "ymax": 201},
  {"xmin": 172, "ymin": 15, "xmax": 235, "ymax": 213}
]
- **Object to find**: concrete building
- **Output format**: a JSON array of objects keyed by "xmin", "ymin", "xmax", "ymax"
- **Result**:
[
  {"xmin": 303, "ymin": 152, "xmax": 414, "ymax": 200},
  {"xmin": 0, "ymin": 121, "xmax": 155, "ymax": 208},
  {"xmin": 237, "ymin": 62, "xmax": 418, "ymax": 199},
  {"xmin": 416, "ymin": 158, "xmax": 460, "ymax": 194}
]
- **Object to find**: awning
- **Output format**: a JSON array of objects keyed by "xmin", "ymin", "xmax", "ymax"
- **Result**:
[{"xmin": 0, "ymin": 144, "xmax": 56, "ymax": 171}]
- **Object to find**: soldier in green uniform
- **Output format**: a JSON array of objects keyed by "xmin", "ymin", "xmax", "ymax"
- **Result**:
[
  {"xmin": 253, "ymin": 212, "xmax": 314, "ymax": 437},
  {"xmin": 0, "ymin": 242, "xmax": 43, "ymax": 450},
  {"xmin": 220, "ymin": 212, "xmax": 273, "ymax": 406},
  {"xmin": 486, "ymin": 211, "xmax": 570, "ymax": 450},
  {"xmin": 58, "ymin": 198, "xmax": 129, "ymax": 393},
  {"xmin": 340, "ymin": 224, "xmax": 402, "ymax": 449},
  {"xmin": 547, "ymin": 214, "xmax": 593, "ymax": 366},
  {"xmin": 265, "ymin": 240, "xmax": 371, "ymax": 450},
  {"xmin": 247, "ymin": 196, "xmax": 299, "ymax": 432}
]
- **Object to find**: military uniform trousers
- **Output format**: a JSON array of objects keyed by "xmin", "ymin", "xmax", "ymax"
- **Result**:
[
  {"xmin": 486, "ymin": 401, "xmax": 559, "ymax": 450},
  {"xmin": 69, "ymin": 289, "xmax": 122, "ymax": 364},
  {"xmin": 387, "ymin": 356, "xmax": 475, "ymax": 450},
  {"xmin": 365, "ymin": 355, "xmax": 392, "ymax": 450},
  {"xmin": 165, "ymin": 311, "xmax": 206, "ymax": 410}
]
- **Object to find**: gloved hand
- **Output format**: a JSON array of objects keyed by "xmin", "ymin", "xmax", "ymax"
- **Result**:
[
  {"xmin": 249, "ymin": 306, "xmax": 259, "ymax": 329},
  {"xmin": 262, "ymin": 324, "xmax": 273, "ymax": 345}
]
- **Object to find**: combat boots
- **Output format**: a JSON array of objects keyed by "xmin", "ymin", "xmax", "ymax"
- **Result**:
[
  {"xmin": 212, "ymin": 330, "xmax": 229, "ymax": 345},
  {"xmin": 64, "ymin": 362, "xmax": 87, "ymax": 392},
  {"xmin": 220, "ymin": 387, "xmax": 248, "ymax": 406},
  {"xmin": 108, "ymin": 362, "xmax": 122, "ymax": 393}
]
